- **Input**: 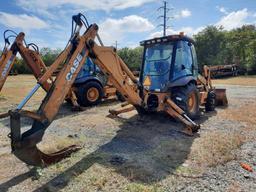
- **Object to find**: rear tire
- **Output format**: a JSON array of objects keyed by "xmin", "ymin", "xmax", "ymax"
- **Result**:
[
  {"xmin": 172, "ymin": 83, "xmax": 200, "ymax": 120},
  {"xmin": 76, "ymin": 81, "xmax": 103, "ymax": 107}
]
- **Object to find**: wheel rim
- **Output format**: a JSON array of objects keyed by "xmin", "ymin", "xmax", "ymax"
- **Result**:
[
  {"xmin": 188, "ymin": 92, "xmax": 197, "ymax": 113},
  {"xmin": 86, "ymin": 87, "xmax": 99, "ymax": 102}
]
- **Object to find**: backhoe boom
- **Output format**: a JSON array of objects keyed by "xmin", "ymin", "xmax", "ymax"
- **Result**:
[{"xmin": 9, "ymin": 14, "xmax": 201, "ymax": 166}]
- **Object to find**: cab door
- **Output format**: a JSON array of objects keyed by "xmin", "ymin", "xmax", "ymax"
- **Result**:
[{"xmin": 171, "ymin": 40, "xmax": 194, "ymax": 81}]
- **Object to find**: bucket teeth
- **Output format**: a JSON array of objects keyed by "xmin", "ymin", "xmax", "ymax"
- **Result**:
[
  {"xmin": 10, "ymin": 111, "xmax": 81, "ymax": 167},
  {"xmin": 12, "ymin": 145, "xmax": 81, "ymax": 166}
]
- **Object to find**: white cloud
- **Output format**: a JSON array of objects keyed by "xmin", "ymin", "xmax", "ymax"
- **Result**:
[
  {"xmin": 0, "ymin": 12, "xmax": 48, "ymax": 31},
  {"xmin": 101, "ymin": 15, "xmax": 154, "ymax": 33},
  {"xmin": 149, "ymin": 26, "xmax": 204, "ymax": 38},
  {"xmin": 181, "ymin": 9, "xmax": 191, "ymax": 18},
  {"xmin": 216, "ymin": 6, "xmax": 229, "ymax": 15},
  {"xmin": 99, "ymin": 15, "xmax": 154, "ymax": 45},
  {"xmin": 216, "ymin": 8, "xmax": 249, "ymax": 30},
  {"xmin": 149, "ymin": 8, "xmax": 254, "ymax": 40},
  {"xmin": 174, "ymin": 9, "xmax": 192, "ymax": 19},
  {"xmin": 17, "ymin": 0, "xmax": 156, "ymax": 15}
]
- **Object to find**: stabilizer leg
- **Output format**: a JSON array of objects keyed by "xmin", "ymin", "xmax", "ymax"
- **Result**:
[
  {"xmin": 164, "ymin": 98, "xmax": 200, "ymax": 136},
  {"xmin": 109, "ymin": 104, "xmax": 135, "ymax": 117}
]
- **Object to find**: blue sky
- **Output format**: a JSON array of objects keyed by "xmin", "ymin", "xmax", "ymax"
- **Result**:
[{"xmin": 0, "ymin": 0, "xmax": 255, "ymax": 50}]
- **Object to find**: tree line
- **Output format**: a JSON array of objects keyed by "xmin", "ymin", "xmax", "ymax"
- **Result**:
[
  {"xmin": 194, "ymin": 25, "xmax": 256, "ymax": 74},
  {"xmin": 2, "ymin": 24, "xmax": 256, "ymax": 75}
]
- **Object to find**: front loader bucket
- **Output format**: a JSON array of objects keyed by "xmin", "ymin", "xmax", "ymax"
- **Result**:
[
  {"xmin": 9, "ymin": 110, "xmax": 81, "ymax": 167},
  {"xmin": 214, "ymin": 88, "xmax": 228, "ymax": 106}
]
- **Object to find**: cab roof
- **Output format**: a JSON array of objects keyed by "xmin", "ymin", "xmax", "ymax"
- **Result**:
[{"xmin": 140, "ymin": 34, "xmax": 195, "ymax": 46}]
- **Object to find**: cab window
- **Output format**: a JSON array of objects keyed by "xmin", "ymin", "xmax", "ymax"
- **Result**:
[{"xmin": 172, "ymin": 41, "xmax": 193, "ymax": 80}]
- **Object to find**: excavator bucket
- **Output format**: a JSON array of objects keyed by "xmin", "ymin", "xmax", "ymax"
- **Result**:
[
  {"xmin": 9, "ymin": 110, "xmax": 81, "ymax": 166},
  {"xmin": 214, "ymin": 88, "xmax": 228, "ymax": 106},
  {"xmin": 7, "ymin": 21, "xmax": 101, "ymax": 166}
]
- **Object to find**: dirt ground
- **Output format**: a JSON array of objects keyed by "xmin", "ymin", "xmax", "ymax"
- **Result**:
[
  {"xmin": 0, "ymin": 75, "xmax": 256, "ymax": 192},
  {"xmin": 212, "ymin": 75, "xmax": 256, "ymax": 86}
]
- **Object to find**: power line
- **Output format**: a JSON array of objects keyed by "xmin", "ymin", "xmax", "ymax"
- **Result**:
[{"xmin": 157, "ymin": 1, "xmax": 173, "ymax": 37}]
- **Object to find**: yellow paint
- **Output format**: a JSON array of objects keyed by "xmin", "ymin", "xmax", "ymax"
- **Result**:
[{"xmin": 143, "ymin": 76, "xmax": 151, "ymax": 86}]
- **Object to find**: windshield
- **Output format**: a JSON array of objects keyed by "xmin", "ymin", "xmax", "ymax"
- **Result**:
[{"xmin": 143, "ymin": 43, "xmax": 174, "ymax": 76}]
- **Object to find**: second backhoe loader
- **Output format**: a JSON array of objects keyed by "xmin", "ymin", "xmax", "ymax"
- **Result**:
[
  {"xmin": 0, "ymin": 30, "xmax": 51, "ymax": 93},
  {"xmin": 7, "ymin": 13, "xmax": 227, "ymax": 167},
  {"xmin": 0, "ymin": 30, "xmax": 86, "ymax": 119},
  {"xmin": 0, "ymin": 30, "xmax": 117, "ymax": 117}
]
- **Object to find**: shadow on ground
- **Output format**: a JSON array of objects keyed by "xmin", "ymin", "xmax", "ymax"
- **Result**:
[
  {"xmin": 0, "ymin": 110, "xmax": 213, "ymax": 192},
  {"xmin": 34, "ymin": 111, "xmax": 211, "ymax": 191},
  {"xmin": 0, "ymin": 169, "xmax": 36, "ymax": 192}
]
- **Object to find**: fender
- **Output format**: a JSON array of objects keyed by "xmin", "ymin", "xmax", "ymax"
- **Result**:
[
  {"xmin": 168, "ymin": 76, "xmax": 197, "ymax": 88},
  {"xmin": 74, "ymin": 76, "xmax": 103, "ymax": 88}
]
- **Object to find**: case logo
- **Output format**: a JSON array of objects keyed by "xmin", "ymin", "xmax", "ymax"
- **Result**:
[
  {"xmin": 66, "ymin": 53, "xmax": 83, "ymax": 81},
  {"xmin": 1, "ymin": 56, "xmax": 15, "ymax": 79}
]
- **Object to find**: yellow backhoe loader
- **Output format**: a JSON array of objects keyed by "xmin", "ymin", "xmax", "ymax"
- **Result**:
[{"xmin": 6, "ymin": 13, "xmax": 227, "ymax": 166}]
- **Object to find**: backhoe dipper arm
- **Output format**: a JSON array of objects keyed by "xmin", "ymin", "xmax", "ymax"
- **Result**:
[
  {"xmin": 9, "ymin": 14, "xmax": 199, "ymax": 166},
  {"xmin": 9, "ymin": 24, "xmax": 98, "ymax": 166}
]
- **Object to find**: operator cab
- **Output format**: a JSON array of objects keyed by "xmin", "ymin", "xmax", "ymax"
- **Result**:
[{"xmin": 140, "ymin": 33, "xmax": 198, "ymax": 92}]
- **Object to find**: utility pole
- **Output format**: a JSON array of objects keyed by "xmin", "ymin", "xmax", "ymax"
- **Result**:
[
  {"xmin": 115, "ymin": 41, "xmax": 118, "ymax": 50},
  {"xmin": 163, "ymin": 1, "xmax": 167, "ymax": 36},
  {"xmin": 157, "ymin": 1, "xmax": 171, "ymax": 37},
  {"xmin": 112, "ymin": 41, "xmax": 119, "ymax": 50}
]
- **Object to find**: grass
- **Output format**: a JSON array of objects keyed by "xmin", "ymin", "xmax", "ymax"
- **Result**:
[
  {"xmin": 219, "ymin": 102, "xmax": 256, "ymax": 126},
  {"xmin": 189, "ymin": 130, "xmax": 244, "ymax": 167},
  {"xmin": 0, "ymin": 94, "xmax": 6, "ymax": 101},
  {"xmin": 218, "ymin": 101, "xmax": 256, "ymax": 141},
  {"xmin": 38, "ymin": 136, "xmax": 83, "ymax": 154},
  {"xmin": 125, "ymin": 183, "xmax": 163, "ymax": 192},
  {"xmin": 0, "ymin": 75, "xmax": 255, "ymax": 191},
  {"xmin": 90, "ymin": 176, "xmax": 108, "ymax": 190},
  {"xmin": 213, "ymin": 75, "xmax": 256, "ymax": 86},
  {"xmin": 0, "ymin": 75, "xmax": 45, "ymax": 102}
]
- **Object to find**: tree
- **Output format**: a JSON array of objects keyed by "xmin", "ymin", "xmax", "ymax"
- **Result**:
[
  {"xmin": 193, "ymin": 25, "xmax": 256, "ymax": 74},
  {"xmin": 118, "ymin": 46, "xmax": 143, "ymax": 70},
  {"xmin": 193, "ymin": 26, "xmax": 225, "ymax": 69},
  {"xmin": 40, "ymin": 48, "xmax": 62, "ymax": 66}
]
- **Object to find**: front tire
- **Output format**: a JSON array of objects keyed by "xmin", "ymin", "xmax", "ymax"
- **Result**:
[
  {"xmin": 172, "ymin": 83, "xmax": 200, "ymax": 120},
  {"xmin": 76, "ymin": 81, "xmax": 103, "ymax": 106},
  {"xmin": 205, "ymin": 91, "xmax": 216, "ymax": 112}
]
